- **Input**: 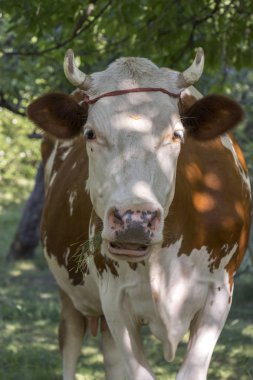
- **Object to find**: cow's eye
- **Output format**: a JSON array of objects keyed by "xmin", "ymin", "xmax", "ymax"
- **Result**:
[
  {"xmin": 84, "ymin": 128, "xmax": 96, "ymax": 140},
  {"xmin": 173, "ymin": 129, "xmax": 184, "ymax": 142}
]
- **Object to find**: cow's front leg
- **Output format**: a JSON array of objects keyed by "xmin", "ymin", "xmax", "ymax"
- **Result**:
[
  {"xmin": 101, "ymin": 322, "xmax": 126, "ymax": 380},
  {"xmin": 101, "ymin": 292, "xmax": 156, "ymax": 380},
  {"xmin": 106, "ymin": 318, "xmax": 156, "ymax": 380},
  {"xmin": 58, "ymin": 289, "xmax": 87, "ymax": 380},
  {"xmin": 176, "ymin": 282, "xmax": 233, "ymax": 380}
]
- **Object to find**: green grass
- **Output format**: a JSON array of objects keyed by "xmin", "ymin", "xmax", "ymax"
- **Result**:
[{"xmin": 0, "ymin": 109, "xmax": 252, "ymax": 379}]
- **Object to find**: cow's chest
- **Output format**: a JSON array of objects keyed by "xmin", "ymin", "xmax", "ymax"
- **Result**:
[
  {"xmin": 44, "ymin": 246, "xmax": 156, "ymax": 318},
  {"xmin": 44, "ymin": 240, "xmax": 234, "ymax": 363},
  {"xmin": 44, "ymin": 249, "xmax": 103, "ymax": 315}
]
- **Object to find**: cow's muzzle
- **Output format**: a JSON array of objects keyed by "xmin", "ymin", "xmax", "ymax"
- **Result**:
[{"xmin": 103, "ymin": 204, "xmax": 163, "ymax": 260}]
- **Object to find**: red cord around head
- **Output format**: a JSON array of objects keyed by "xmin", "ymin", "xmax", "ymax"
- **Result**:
[{"xmin": 83, "ymin": 87, "xmax": 182, "ymax": 105}]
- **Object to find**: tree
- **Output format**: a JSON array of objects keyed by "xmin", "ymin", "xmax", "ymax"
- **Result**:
[
  {"xmin": 6, "ymin": 162, "xmax": 44, "ymax": 261},
  {"xmin": 0, "ymin": 0, "xmax": 253, "ymax": 116}
]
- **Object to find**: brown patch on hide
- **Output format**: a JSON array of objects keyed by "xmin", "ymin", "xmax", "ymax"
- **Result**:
[
  {"xmin": 179, "ymin": 93, "xmax": 198, "ymax": 114},
  {"xmin": 41, "ymin": 138, "xmax": 120, "ymax": 283},
  {"xmin": 192, "ymin": 192, "xmax": 216, "ymax": 213},
  {"xmin": 71, "ymin": 89, "xmax": 86, "ymax": 103},
  {"xmin": 203, "ymin": 172, "xmax": 221, "ymax": 191},
  {"xmin": 127, "ymin": 261, "xmax": 146, "ymax": 271},
  {"xmin": 41, "ymin": 136, "xmax": 55, "ymax": 164},
  {"xmin": 163, "ymin": 134, "xmax": 251, "ymax": 284},
  {"xmin": 94, "ymin": 253, "xmax": 119, "ymax": 278},
  {"xmin": 89, "ymin": 209, "xmax": 119, "ymax": 278},
  {"xmin": 229, "ymin": 133, "xmax": 249, "ymax": 174},
  {"xmin": 41, "ymin": 137, "xmax": 91, "ymax": 285}
]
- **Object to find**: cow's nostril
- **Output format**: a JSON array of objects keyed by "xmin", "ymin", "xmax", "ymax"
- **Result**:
[
  {"xmin": 112, "ymin": 208, "xmax": 123, "ymax": 225},
  {"xmin": 108, "ymin": 207, "xmax": 124, "ymax": 229},
  {"xmin": 146, "ymin": 210, "xmax": 160, "ymax": 230}
]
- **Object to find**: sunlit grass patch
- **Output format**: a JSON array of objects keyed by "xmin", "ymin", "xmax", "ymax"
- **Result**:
[
  {"xmin": 0, "ymin": 348, "xmax": 61, "ymax": 380},
  {"xmin": 0, "ymin": 252, "xmax": 61, "ymax": 379},
  {"xmin": 242, "ymin": 324, "xmax": 253, "ymax": 337}
]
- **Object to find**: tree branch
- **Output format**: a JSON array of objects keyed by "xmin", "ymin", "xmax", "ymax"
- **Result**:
[
  {"xmin": 1, "ymin": 1, "xmax": 111, "ymax": 58},
  {"xmin": 0, "ymin": 91, "xmax": 26, "ymax": 116},
  {"xmin": 169, "ymin": 0, "xmax": 222, "ymax": 66}
]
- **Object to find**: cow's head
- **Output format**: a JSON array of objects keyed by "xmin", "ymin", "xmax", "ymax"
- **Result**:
[{"xmin": 28, "ymin": 48, "xmax": 243, "ymax": 262}]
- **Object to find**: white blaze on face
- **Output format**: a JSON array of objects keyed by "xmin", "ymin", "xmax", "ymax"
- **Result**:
[
  {"xmin": 85, "ymin": 92, "xmax": 183, "ymax": 220},
  {"xmin": 132, "ymin": 181, "xmax": 159, "ymax": 204},
  {"xmin": 111, "ymin": 112, "xmax": 153, "ymax": 132},
  {"xmin": 84, "ymin": 55, "xmax": 187, "ymax": 219}
]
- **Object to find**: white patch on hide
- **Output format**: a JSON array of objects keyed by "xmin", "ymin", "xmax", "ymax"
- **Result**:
[
  {"xmin": 149, "ymin": 238, "xmax": 238, "ymax": 362},
  {"xmin": 89, "ymin": 220, "xmax": 96, "ymax": 239},
  {"xmin": 44, "ymin": 141, "xmax": 59, "ymax": 189},
  {"xmin": 61, "ymin": 147, "xmax": 72, "ymax": 161},
  {"xmin": 60, "ymin": 140, "xmax": 74, "ymax": 148},
  {"xmin": 69, "ymin": 191, "xmax": 77, "ymax": 216},
  {"xmin": 48, "ymin": 171, "xmax": 57, "ymax": 188},
  {"xmin": 88, "ymin": 220, "xmax": 97, "ymax": 255},
  {"xmin": 64, "ymin": 248, "xmax": 70, "ymax": 266},
  {"xmin": 220, "ymin": 134, "xmax": 251, "ymax": 191},
  {"xmin": 85, "ymin": 179, "xmax": 90, "ymax": 193},
  {"xmin": 43, "ymin": 246, "xmax": 102, "ymax": 316}
]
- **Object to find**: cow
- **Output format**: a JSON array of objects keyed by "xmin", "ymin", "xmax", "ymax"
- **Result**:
[{"xmin": 27, "ymin": 47, "xmax": 251, "ymax": 380}]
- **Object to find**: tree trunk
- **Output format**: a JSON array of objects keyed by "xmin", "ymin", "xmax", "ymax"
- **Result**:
[{"xmin": 6, "ymin": 163, "xmax": 45, "ymax": 261}]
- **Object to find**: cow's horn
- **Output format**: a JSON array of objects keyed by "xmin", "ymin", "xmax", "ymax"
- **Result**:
[
  {"xmin": 63, "ymin": 49, "xmax": 92, "ymax": 90},
  {"xmin": 178, "ymin": 47, "xmax": 204, "ymax": 88}
]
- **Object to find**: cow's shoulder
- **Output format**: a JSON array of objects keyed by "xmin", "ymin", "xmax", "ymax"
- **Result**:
[
  {"xmin": 41, "ymin": 135, "xmax": 122, "ymax": 285},
  {"xmin": 41, "ymin": 135, "xmax": 91, "ymax": 284},
  {"xmin": 41, "ymin": 135, "xmax": 87, "ymax": 189},
  {"xmin": 164, "ymin": 135, "xmax": 251, "ymax": 281}
]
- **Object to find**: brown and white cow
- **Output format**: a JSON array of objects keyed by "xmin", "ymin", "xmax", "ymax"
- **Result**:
[{"xmin": 28, "ymin": 48, "xmax": 251, "ymax": 380}]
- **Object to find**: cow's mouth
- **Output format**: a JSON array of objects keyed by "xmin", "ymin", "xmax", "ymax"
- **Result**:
[{"xmin": 108, "ymin": 242, "xmax": 149, "ymax": 258}]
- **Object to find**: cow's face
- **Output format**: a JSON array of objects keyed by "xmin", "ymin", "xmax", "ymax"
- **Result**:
[
  {"xmin": 85, "ymin": 91, "xmax": 183, "ymax": 260},
  {"xmin": 28, "ymin": 49, "xmax": 243, "ymax": 262}
]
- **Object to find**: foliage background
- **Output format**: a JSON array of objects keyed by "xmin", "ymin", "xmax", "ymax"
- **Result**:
[
  {"xmin": 0, "ymin": 1, "xmax": 252, "ymax": 379},
  {"xmin": 0, "ymin": 0, "xmax": 253, "ymax": 112}
]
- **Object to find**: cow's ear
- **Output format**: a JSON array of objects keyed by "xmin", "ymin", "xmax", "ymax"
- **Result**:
[
  {"xmin": 27, "ymin": 92, "xmax": 88, "ymax": 139},
  {"xmin": 181, "ymin": 95, "xmax": 244, "ymax": 141}
]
